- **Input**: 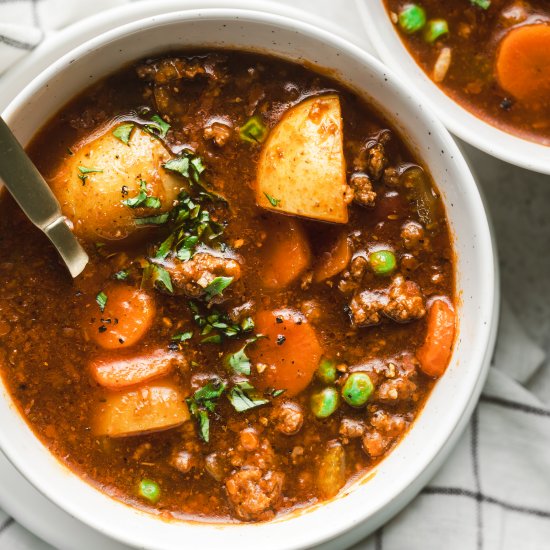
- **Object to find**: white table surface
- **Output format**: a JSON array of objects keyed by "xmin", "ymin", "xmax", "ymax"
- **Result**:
[{"xmin": 1, "ymin": 0, "xmax": 549, "ymax": 548}]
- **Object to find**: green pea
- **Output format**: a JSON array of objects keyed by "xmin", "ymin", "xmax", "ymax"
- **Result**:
[
  {"xmin": 317, "ymin": 358, "xmax": 337, "ymax": 384},
  {"xmin": 424, "ymin": 19, "xmax": 449, "ymax": 43},
  {"xmin": 342, "ymin": 373, "xmax": 374, "ymax": 407},
  {"xmin": 398, "ymin": 4, "xmax": 427, "ymax": 34},
  {"xmin": 311, "ymin": 387, "xmax": 340, "ymax": 418},
  {"xmin": 369, "ymin": 250, "xmax": 396, "ymax": 276},
  {"xmin": 138, "ymin": 479, "xmax": 161, "ymax": 504}
]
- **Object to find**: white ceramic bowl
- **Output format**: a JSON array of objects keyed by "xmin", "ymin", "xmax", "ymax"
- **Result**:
[
  {"xmin": 1, "ymin": 9, "xmax": 498, "ymax": 550},
  {"xmin": 356, "ymin": 0, "xmax": 550, "ymax": 175}
]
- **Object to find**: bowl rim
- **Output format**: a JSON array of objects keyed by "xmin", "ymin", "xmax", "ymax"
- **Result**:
[
  {"xmin": 0, "ymin": 7, "xmax": 498, "ymax": 550},
  {"xmin": 355, "ymin": 0, "xmax": 550, "ymax": 175}
]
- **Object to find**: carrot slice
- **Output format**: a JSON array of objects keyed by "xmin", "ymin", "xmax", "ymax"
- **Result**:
[
  {"xmin": 416, "ymin": 299, "xmax": 456, "ymax": 378},
  {"xmin": 496, "ymin": 24, "xmax": 550, "ymax": 102},
  {"xmin": 90, "ymin": 349, "xmax": 184, "ymax": 389},
  {"xmin": 313, "ymin": 233, "xmax": 352, "ymax": 283},
  {"xmin": 89, "ymin": 284, "xmax": 156, "ymax": 349},
  {"xmin": 259, "ymin": 216, "xmax": 311, "ymax": 289},
  {"xmin": 249, "ymin": 309, "xmax": 323, "ymax": 396}
]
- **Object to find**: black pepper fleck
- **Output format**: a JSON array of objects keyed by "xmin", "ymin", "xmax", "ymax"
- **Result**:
[
  {"xmin": 98, "ymin": 325, "xmax": 107, "ymax": 333},
  {"xmin": 500, "ymin": 97, "xmax": 513, "ymax": 111},
  {"xmin": 276, "ymin": 335, "xmax": 286, "ymax": 345}
]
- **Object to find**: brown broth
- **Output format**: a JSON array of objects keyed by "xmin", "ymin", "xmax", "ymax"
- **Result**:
[{"xmin": 0, "ymin": 50, "xmax": 454, "ymax": 522}]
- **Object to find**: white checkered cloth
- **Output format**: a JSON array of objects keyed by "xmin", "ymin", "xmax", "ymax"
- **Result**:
[{"xmin": 1, "ymin": 2, "xmax": 549, "ymax": 549}]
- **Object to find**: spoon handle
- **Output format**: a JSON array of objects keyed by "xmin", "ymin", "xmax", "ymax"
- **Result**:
[{"xmin": 0, "ymin": 117, "xmax": 88, "ymax": 278}]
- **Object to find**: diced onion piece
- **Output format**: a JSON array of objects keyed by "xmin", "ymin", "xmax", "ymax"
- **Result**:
[
  {"xmin": 433, "ymin": 47, "xmax": 452, "ymax": 83},
  {"xmin": 257, "ymin": 95, "xmax": 349, "ymax": 223},
  {"xmin": 94, "ymin": 382, "xmax": 190, "ymax": 437},
  {"xmin": 317, "ymin": 441, "xmax": 346, "ymax": 498}
]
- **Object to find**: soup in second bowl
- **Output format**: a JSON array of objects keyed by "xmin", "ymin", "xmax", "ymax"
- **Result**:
[{"xmin": 385, "ymin": 0, "xmax": 550, "ymax": 145}]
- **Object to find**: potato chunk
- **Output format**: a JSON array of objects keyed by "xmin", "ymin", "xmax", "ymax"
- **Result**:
[
  {"xmin": 49, "ymin": 126, "xmax": 181, "ymax": 241},
  {"xmin": 256, "ymin": 95, "xmax": 349, "ymax": 223},
  {"xmin": 94, "ymin": 382, "xmax": 189, "ymax": 437}
]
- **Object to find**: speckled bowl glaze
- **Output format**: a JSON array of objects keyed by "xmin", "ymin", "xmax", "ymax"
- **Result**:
[
  {"xmin": 356, "ymin": 0, "xmax": 550, "ymax": 175},
  {"xmin": 1, "ymin": 9, "xmax": 498, "ymax": 550}
]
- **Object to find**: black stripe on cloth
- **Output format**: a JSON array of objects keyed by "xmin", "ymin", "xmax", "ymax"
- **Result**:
[
  {"xmin": 0, "ymin": 517, "xmax": 14, "ymax": 534},
  {"xmin": 0, "ymin": 34, "xmax": 35, "ymax": 50},
  {"xmin": 471, "ymin": 410, "xmax": 483, "ymax": 550},
  {"xmin": 423, "ymin": 487, "xmax": 550, "ymax": 519},
  {"xmin": 374, "ymin": 526, "xmax": 383, "ymax": 550},
  {"xmin": 481, "ymin": 395, "xmax": 550, "ymax": 418}
]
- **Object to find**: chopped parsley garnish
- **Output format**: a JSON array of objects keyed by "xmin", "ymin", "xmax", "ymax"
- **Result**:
[
  {"xmin": 141, "ymin": 263, "xmax": 173, "ymax": 294},
  {"xmin": 78, "ymin": 166, "xmax": 103, "ymax": 185},
  {"xmin": 269, "ymin": 388, "xmax": 286, "ymax": 398},
  {"xmin": 135, "ymin": 212, "xmax": 170, "ymax": 226},
  {"xmin": 145, "ymin": 114, "xmax": 171, "ymax": 139},
  {"xmin": 163, "ymin": 150, "xmax": 224, "ymax": 201},
  {"xmin": 148, "ymin": 191, "xmax": 224, "ymax": 261},
  {"xmin": 227, "ymin": 381, "xmax": 269, "ymax": 412},
  {"xmin": 112, "ymin": 123, "xmax": 135, "ymax": 145},
  {"xmin": 225, "ymin": 336, "xmax": 263, "ymax": 376},
  {"xmin": 186, "ymin": 377, "xmax": 226, "ymax": 442},
  {"xmin": 113, "ymin": 270, "xmax": 129, "ymax": 281},
  {"xmin": 264, "ymin": 193, "xmax": 281, "ymax": 207},
  {"xmin": 204, "ymin": 276, "xmax": 233, "ymax": 301},
  {"xmin": 239, "ymin": 115, "xmax": 268, "ymax": 144},
  {"xmin": 96, "ymin": 291, "xmax": 108, "ymax": 312},
  {"xmin": 122, "ymin": 180, "xmax": 161, "ymax": 209},
  {"xmin": 171, "ymin": 331, "xmax": 193, "ymax": 342},
  {"xmin": 78, "ymin": 166, "xmax": 103, "ymax": 175},
  {"xmin": 189, "ymin": 301, "xmax": 254, "ymax": 344},
  {"xmin": 470, "ymin": 0, "xmax": 490, "ymax": 8}
]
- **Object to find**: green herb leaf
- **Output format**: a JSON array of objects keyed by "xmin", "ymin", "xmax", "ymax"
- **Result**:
[
  {"xmin": 189, "ymin": 301, "xmax": 254, "ymax": 345},
  {"xmin": 142, "ymin": 263, "xmax": 173, "ymax": 294},
  {"xmin": 78, "ymin": 166, "xmax": 103, "ymax": 175},
  {"xmin": 186, "ymin": 377, "xmax": 226, "ymax": 442},
  {"xmin": 135, "ymin": 212, "xmax": 170, "ymax": 226},
  {"xmin": 122, "ymin": 180, "xmax": 161, "ymax": 209},
  {"xmin": 239, "ymin": 115, "xmax": 268, "ymax": 144},
  {"xmin": 227, "ymin": 381, "xmax": 269, "ymax": 412},
  {"xmin": 154, "ymin": 234, "xmax": 175, "ymax": 260},
  {"xmin": 112, "ymin": 123, "xmax": 135, "ymax": 145},
  {"xmin": 204, "ymin": 276, "xmax": 233, "ymax": 300},
  {"xmin": 171, "ymin": 331, "xmax": 193, "ymax": 342},
  {"xmin": 145, "ymin": 114, "xmax": 171, "ymax": 139},
  {"xmin": 270, "ymin": 389, "xmax": 286, "ymax": 397},
  {"xmin": 263, "ymin": 193, "xmax": 281, "ymax": 207},
  {"xmin": 96, "ymin": 291, "xmax": 108, "ymax": 312},
  {"xmin": 470, "ymin": 0, "xmax": 490, "ymax": 8},
  {"xmin": 225, "ymin": 336, "xmax": 263, "ymax": 376},
  {"xmin": 113, "ymin": 270, "xmax": 129, "ymax": 281},
  {"xmin": 201, "ymin": 334, "xmax": 222, "ymax": 344}
]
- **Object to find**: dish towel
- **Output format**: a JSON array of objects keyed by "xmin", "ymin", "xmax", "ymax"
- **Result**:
[{"xmin": 1, "ymin": 2, "xmax": 550, "ymax": 550}]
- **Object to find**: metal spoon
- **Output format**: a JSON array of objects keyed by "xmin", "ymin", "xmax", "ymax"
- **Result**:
[{"xmin": 0, "ymin": 116, "xmax": 88, "ymax": 278}]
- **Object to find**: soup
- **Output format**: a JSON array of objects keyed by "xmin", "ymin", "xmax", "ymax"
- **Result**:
[
  {"xmin": 384, "ymin": 0, "xmax": 550, "ymax": 145},
  {"xmin": 0, "ymin": 51, "xmax": 455, "ymax": 522}
]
